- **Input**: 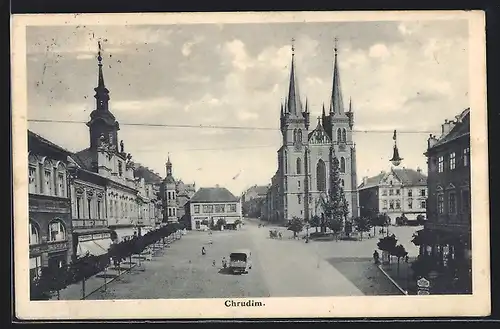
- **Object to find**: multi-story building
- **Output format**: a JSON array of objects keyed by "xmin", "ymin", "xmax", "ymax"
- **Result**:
[
  {"xmin": 72, "ymin": 46, "xmax": 140, "ymax": 243},
  {"xmin": 358, "ymin": 167, "xmax": 428, "ymax": 225},
  {"xmin": 241, "ymin": 185, "xmax": 269, "ymax": 218},
  {"xmin": 66, "ymin": 156, "xmax": 113, "ymax": 260},
  {"xmin": 420, "ymin": 108, "xmax": 471, "ymax": 292},
  {"xmin": 189, "ymin": 186, "xmax": 242, "ymax": 231},
  {"xmin": 266, "ymin": 41, "xmax": 358, "ymax": 225},
  {"xmin": 161, "ymin": 156, "xmax": 178, "ymax": 223},
  {"xmin": 133, "ymin": 164, "xmax": 164, "ymax": 232},
  {"xmin": 28, "ymin": 131, "xmax": 73, "ymax": 282},
  {"xmin": 176, "ymin": 180, "xmax": 196, "ymax": 228}
]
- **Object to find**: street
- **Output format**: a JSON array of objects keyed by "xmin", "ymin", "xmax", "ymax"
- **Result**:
[{"xmin": 90, "ymin": 219, "xmax": 421, "ymax": 299}]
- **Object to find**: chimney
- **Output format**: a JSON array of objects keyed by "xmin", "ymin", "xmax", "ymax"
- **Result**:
[
  {"xmin": 428, "ymin": 134, "xmax": 439, "ymax": 148},
  {"xmin": 417, "ymin": 167, "xmax": 422, "ymax": 173},
  {"xmin": 362, "ymin": 176, "xmax": 368, "ymax": 185},
  {"xmin": 441, "ymin": 118, "xmax": 456, "ymax": 136},
  {"xmin": 215, "ymin": 184, "xmax": 220, "ymax": 188}
]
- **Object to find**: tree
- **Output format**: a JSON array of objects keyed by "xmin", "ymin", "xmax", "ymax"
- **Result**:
[
  {"xmin": 392, "ymin": 244, "xmax": 408, "ymax": 276},
  {"xmin": 353, "ymin": 216, "xmax": 372, "ymax": 241},
  {"xmin": 309, "ymin": 215, "xmax": 320, "ymax": 233},
  {"xmin": 327, "ymin": 217, "xmax": 343, "ymax": 241},
  {"xmin": 377, "ymin": 234, "xmax": 398, "ymax": 264},
  {"xmin": 287, "ymin": 217, "xmax": 304, "ymax": 239},
  {"xmin": 323, "ymin": 154, "xmax": 350, "ymax": 236},
  {"xmin": 216, "ymin": 218, "xmax": 226, "ymax": 230}
]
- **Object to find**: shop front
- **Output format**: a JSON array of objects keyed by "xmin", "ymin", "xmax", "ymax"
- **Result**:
[
  {"xmin": 110, "ymin": 226, "xmax": 138, "ymax": 243},
  {"xmin": 30, "ymin": 240, "xmax": 71, "ymax": 281},
  {"xmin": 192, "ymin": 216, "xmax": 209, "ymax": 231},
  {"xmin": 75, "ymin": 232, "xmax": 113, "ymax": 258}
]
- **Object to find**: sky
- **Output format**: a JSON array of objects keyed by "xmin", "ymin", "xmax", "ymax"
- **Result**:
[{"xmin": 26, "ymin": 19, "xmax": 469, "ymax": 196}]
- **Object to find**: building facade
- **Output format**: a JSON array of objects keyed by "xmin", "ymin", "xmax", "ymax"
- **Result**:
[
  {"xmin": 162, "ymin": 156, "xmax": 178, "ymax": 223},
  {"xmin": 358, "ymin": 168, "xmax": 428, "ymax": 225},
  {"xmin": 420, "ymin": 108, "xmax": 471, "ymax": 292},
  {"xmin": 72, "ymin": 47, "xmax": 140, "ymax": 243},
  {"xmin": 189, "ymin": 186, "xmax": 242, "ymax": 231},
  {"xmin": 28, "ymin": 131, "xmax": 73, "ymax": 282},
  {"xmin": 133, "ymin": 164, "xmax": 164, "ymax": 232},
  {"xmin": 176, "ymin": 180, "xmax": 196, "ymax": 228},
  {"xmin": 266, "ymin": 42, "xmax": 359, "ymax": 224},
  {"xmin": 241, "ymin": 185, "xmax": 269, "ymax": 218},
  {"xmin": 67, "ymin": 161, "xmax": 113, "ymax": 260}
]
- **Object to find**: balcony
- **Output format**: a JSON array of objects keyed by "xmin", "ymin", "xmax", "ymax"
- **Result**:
[{"xmin": 72, "ymin": 218, "xmax": 108, "ymax": 229}]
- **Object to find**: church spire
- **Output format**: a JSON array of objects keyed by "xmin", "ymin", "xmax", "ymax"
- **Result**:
[
  {"xmin": 94, "ymin": 40, "xmax": 110, "ymax": 112},
  {"xmin": 330, "ymin": 37, "xmax": 344, "ymax": 116},
  {"xmin": 286, "ymin": 38, "xmax": 302, "ymax": 115}
]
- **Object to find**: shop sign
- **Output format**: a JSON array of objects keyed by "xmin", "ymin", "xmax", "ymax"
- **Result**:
[
  {"xmin": 47, "ymin": 242, "xmax": 68, "ymax": 252},
  {"xmin": 79, "ymin": 234, "xmax": 93, "ymax": 242}
]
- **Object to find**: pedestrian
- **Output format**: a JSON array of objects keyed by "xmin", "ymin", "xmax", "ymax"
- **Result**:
[
  {"xmin": 373, "ymin": 250, "xmax": 380, "ymax": 264},
  {"xmin": 212, "ymin": 260, "xmax": 216, "ymax": 267},
  {"xmin": 405, "ymin": 255, "xmax": 409, "ymax": 263},
  {"xmin": 201, "ymin": 246, "xmax": 206, "ymax": 255},
  {"xmin": 222, "ymin": 257, "xmax": 227, "ymax": 268}
]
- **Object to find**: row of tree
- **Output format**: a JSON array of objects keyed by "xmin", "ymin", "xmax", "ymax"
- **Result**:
[
  {"xmin": 377, "ymin": 234, "xmax": 408, "ymax": 276},
  {"xmin": 30, "ymin": 223, "xmax": 183, "ymax": 300}
]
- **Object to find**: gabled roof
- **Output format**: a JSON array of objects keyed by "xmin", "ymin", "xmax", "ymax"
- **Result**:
[
  {"xmin": 358, "ymin": 168, "xmax": 427, "ymax": 189},
  {"xmin": 190, "ymin": 187, "xmax": 238, "ymax": 203},
  {"xmin": 430, "ymin": 108, "xmax": 470, "ymax": 149},
  {"xmin": 72, "ymin": 147, "xmax": 97, "ymax": 171},
  {"xmin": 28, "ymin": 130, "xmax": 73, "ymax": 155},
  {"xmin": 133, "ymin": 164, "xmax": 163, "ymax": 184},
  {"xmin": 244, "ymin": 185, "xmax": 269, "ymax": 197}
]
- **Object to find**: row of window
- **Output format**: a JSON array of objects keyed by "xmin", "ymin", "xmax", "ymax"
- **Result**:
[
  {"xmin": 294, "ymin": 157, "xmax": 347, "ymax": 175},
  {"xmin": 382, "ymin": 199, "xmax": 426, "ymax": 210},
  {"xmin": 381, "ymin": 188, "xmax": 426, "ymax": 197},
  {"xmin": 167, "ymin": 191, "xmax": 176, "ymax": 200},
  {"xmin": 193, "ymin": 204, "xmax": 238, "ymax": 214},
  {"xmin": 292, "ymin": 128, "xmax": 349, "ymax": 144},
  {"xmin": 29, "ymin": 220, "xmax": 66, "ymax": 246},
  {"xmin": 437, "ymin": 189, "xmax": 470, "ymax": 215},
  {"xmin": 437, "ymin": 147, "xmax": 470, "ymax": 173},
  {"xmin": 167, "ymin": 207, "xmax": 177, "ymax": 217},
  {"xmin": 28, "ymin": 162, "xmax": 67, "ymax": 197}
]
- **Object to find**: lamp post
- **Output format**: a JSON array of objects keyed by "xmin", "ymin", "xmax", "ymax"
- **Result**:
[{"xmin": 390, "ymin": 129, "xmax": 403, "ymax": 167}]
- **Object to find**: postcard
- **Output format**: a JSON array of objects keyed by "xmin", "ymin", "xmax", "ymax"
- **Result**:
[{"xmin": 11, "ymin": 10, "xmax": 490, "ymax": 319}]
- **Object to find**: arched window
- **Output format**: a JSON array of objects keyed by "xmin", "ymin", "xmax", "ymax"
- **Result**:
[
  {"xmin": 29, "ymin": 221, "xmax": 40, "ymax": 245},
  {"xmin": 48, "ymin": 220, "xmax": 66, "ymax": 242},
  {"xmin": 28, "ymin": 153, "xmax": 38, "ymax": 194},
  {"xmin": 342, "ymin": 128, "xmax": 347, "ymax": 142},
  {"xmin": 340, "ymin": 157, "xmax": 346, "ymax": 173},
  {"xmin": 43, "ymin": 159, "xmax": 54, "ymax": 196},
  {"xmin": 56, "ymin": 162, "xmax": 66, "ymax": 197},
  {"xmin": 341, "ymin": 179, "xmax": 345, "ymax": 187},
  {"xmin": 316, "ymin": 159, "xmax": 327, "ymax": 192},
  {"xmin": 296, "ymin": 157, "xmax": 302, "ymax": 175},
  {"xmin": 293, "ymin": 129, "xmax": 297, "ymax": 143},
  {"xmin": 297, "ymin": 129, "xmax": 302, "ymax": 143},
  {"xmin": 337, "ymin": 128, "xmax": 342, "ymax": 142}
]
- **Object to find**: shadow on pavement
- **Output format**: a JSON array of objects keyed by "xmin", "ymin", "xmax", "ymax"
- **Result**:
[
  {"xmin": 218, "ymin": 267, "xmax": 248, "ymax": 275},
  {"xmin": 327, "ymin": 257, "xmax": 403, "ymax": 295}
]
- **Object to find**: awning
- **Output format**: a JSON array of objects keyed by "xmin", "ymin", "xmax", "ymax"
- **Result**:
[
  {"xmin": 113, "ymin": 227, "xmax": 137, "ymax": 242},
  {"xmin": 77, "ymin": 240, "xmax": 109, "ymax": 257},
  {"xmin": 94, "ymin": 238, "xmax": 113, "ymax": 253},
  {"xmin": 30, "ymin": 256, "xmax": 42, "ymax": 269},
  {"xmin": 141, "ymin": 227, "xmax": 153, "ymax": 235}
]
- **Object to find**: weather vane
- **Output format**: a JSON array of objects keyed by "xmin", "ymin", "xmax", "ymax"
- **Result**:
[
  {"xmin": 334, "ymin": 37, "xmax": 338, "ymax": 55},
  {"xmin": 291, "ymin": 37, "xmax": 295, "ymax": 55},
  {"xmin": 97, "ymin": 40, "xmax": 102, "ymax": 63}
]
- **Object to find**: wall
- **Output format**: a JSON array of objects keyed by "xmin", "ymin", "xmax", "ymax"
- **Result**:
[{"xmin": 190, "ymin": 201, "xmax": 242, "ymax": 230}]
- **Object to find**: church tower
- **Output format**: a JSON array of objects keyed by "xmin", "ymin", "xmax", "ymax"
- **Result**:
[
  {"xmin": 86, "ymin": 41, "xmax": 120, "ymax": 150},
  {"xmin": 163, "ymin": 155, "xmax": 178, "ymax": 223},
  {"xmin": 278, "ymin": 39, "xmax": 310, "ymax": 222},
  {"xmin": 324, "ymin": 39, "xmax": 359, "ymax": 218}
]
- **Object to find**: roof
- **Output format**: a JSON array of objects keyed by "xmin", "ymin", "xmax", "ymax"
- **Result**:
[
  {"xmin": 72, "ymin": 147, "xmax": 97, "ymax": 171},
  {"xmin": 28, "ymin": 130, "xmax": 73, "ymax": 155},
  {"xmin": 190, "ymin": 187, "xmax": 239, "ymax": 203},
  {"xmin": 244, "ymin": 185, "xmax": 269, "ymax": 197},
  {"xmin": 358, "ymin": 168, "xmax": 427, "ymax": 189},
  {"xmin": 430, "ymin": 108, "xmax": 470, "ymax": 149},
  {"xmin": 164, "ymin": 175, "xmax": 176, "ymax": 184},
  {"xmin": 134, "ymin": 164, "xmax": 163, "ymax": 184},
  {"xmin": 230, "ymin": 249, "xmax": 251, "ymax": 255}
]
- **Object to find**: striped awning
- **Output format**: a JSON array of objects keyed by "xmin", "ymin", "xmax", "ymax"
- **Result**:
[{"xmin": 77, "ymin": 239, "xmax": 112, "ymax": 257}]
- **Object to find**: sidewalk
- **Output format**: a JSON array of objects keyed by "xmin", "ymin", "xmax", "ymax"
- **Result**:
[
  {"xmin": 379, "ymin": 257, "xmax": 417, "ymax": 295},
  {"xmin": 49, "ymin": 235, "xmax": 181, "ymax": 300}
]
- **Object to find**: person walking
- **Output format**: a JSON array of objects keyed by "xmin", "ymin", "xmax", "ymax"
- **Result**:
[
  {"xmin": 373, "ymin": 250, "xmax": 380, "ymax": 265},
  {"xmin": 222, "ymin": 257, "xmax": 227, "ymax": 269},
  {"xmin": 202, "ymin": 246, "xmax": 206, "ymax": 255}
]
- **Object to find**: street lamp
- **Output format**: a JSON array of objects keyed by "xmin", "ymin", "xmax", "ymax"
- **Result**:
[{"xmin": 390, "ymin": 130, "xmax": 403, "ymax": 167}]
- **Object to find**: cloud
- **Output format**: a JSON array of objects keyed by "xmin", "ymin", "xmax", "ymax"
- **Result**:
[{"xmin": 368, "ymin": 43, "xmax": 391, "ymax": 59}]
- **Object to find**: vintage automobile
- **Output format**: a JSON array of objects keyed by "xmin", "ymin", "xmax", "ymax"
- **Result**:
[{"xmin": 229, "ymin": 249, "xmax": 252, "ymax": 274}]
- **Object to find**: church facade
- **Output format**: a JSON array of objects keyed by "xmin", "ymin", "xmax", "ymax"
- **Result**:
[{"xmin": 264, "ymin": 42, "xmax": 359, "ymax": 223}]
